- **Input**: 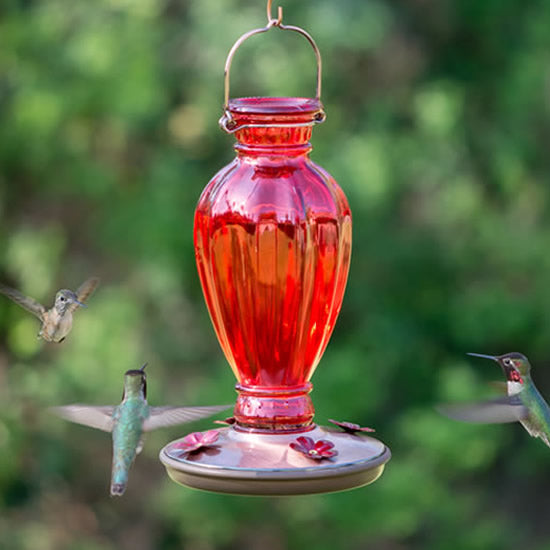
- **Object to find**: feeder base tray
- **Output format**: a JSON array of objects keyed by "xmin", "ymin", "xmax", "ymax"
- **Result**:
[{"xmin": 159, "ymin": 424, "xmax": 391, "ymax": 496}]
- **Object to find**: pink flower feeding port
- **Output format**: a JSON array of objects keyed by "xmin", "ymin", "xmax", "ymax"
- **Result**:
[
  {"xmin": 289, "ymin": 437, "xmax": 338, "ymax": 460},
  {"xmin": 328, "ymin": 419, "xmax": 376, "ymax": 435},
  {"xmin": 169, "ymin": 430, "xmax": 220, "ymax": 457},
  {"xmin": 159, "ymin": 1, "xmax": 390, "ymax": 495}
]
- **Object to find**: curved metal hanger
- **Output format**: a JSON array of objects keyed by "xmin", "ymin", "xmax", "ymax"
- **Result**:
[{"xmin": 219, "ymin": 0, "xmax": 325, "ymax": 133}]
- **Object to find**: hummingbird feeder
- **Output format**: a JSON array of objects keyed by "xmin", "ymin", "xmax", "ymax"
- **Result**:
[{"xmin": 160, "ymin": 0, "xmax": 391, "ymax": 495}]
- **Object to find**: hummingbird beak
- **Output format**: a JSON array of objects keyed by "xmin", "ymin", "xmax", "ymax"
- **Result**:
[
  {"xmin": 73, "ymin": 299, "xmax": 87, "ymax": 308},
  {"xmin": 467, "ymin": 353, "xmax": 498, "ymax": 362},
  {"xmin": 139, "ymin": 362, "xmax": 148, "ymax": 372}
]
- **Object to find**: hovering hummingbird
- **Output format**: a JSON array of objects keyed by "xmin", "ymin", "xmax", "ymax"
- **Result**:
[
  {"xmin": 51, "ymin": 363, "xmax": 230, "ymax": 496},
  {"xmin": 0, "ymin": 277, "xmax": 99, "ymax": 343},
  {"xmin": 438, "ymin": 352, "xmax": 550, "ymax": 448}
]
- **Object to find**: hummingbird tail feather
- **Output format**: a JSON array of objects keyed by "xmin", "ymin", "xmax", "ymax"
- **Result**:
[
  {"xmin": 110, "ymin": 465, "xmax": 129, "ymax": 496},
  {"xmin": 110, "ymin": 482, "xmax": 126, "ymax": 496},
  {"xmin": 110, "ymin": 443, "xmax": 135, "ymax": 497}
]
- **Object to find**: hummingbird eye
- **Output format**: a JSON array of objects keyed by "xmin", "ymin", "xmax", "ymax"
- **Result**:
[{"xmin": 59, "ymin": 296, "xmax": 65, "ymax": 301}]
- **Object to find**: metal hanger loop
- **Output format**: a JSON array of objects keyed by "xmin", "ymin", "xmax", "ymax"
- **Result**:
[
  {"xmin": 219, "ymin": 2, "xmax": 324, "ymax": 132},
  {"xmin": 266, "ymin": 0, "xmax": 283, "ymax": 27}
]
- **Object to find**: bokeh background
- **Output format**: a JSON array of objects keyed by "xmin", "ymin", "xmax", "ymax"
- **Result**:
[{"xmin": 2, "ymin": 0, "xmax": 550, "ymax": 548}]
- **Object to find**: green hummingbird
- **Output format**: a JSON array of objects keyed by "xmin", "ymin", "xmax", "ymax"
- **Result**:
[
  {"xmin": 438, "ymin": 352, "xmax": 550, "ymax": 448},
  {"xmin": 51, "ymin": 363, "xmax": 230, "ymax": 496},
  {"xmin": 0, "ymin": 277, "xmax": 99, "ymax": 343}
]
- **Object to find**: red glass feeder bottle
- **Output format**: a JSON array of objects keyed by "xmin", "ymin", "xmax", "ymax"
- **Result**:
[{"xmin": 160, "ymin": 2, "xmax": 390, "ymax": 495}]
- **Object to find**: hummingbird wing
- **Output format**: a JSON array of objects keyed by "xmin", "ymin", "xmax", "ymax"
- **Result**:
[
  {"xmin": 49, "ymin": 405, "xmax": 115, "ymax": 432},
  {"xmin": 143, "ymin": 404, "xmax": 231, "ymax": 432},
  {"xmin": 69, "ymin": 277, "xmax": 100, "ymax": 313},
  {"xmin": 0, "ymin": 284, "xmax": 46, "ymax": 319},
  {"xmin": 437, "ymin": 395, "xmax": 529, "ymax": 424}
]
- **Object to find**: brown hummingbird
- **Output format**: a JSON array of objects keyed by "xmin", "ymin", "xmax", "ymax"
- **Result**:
[{"xmin": 0, "ymin": 277, "xmax": 99, "ymax": 343}]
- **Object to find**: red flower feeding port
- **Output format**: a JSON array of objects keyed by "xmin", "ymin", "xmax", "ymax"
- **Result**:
[
  {"xmin": 289, "ymin": 437, "xmax": 338, "ymax": 460},
  {"xmin": 160, "ymin": 1, "xmax": 391, "ymax": 495}
]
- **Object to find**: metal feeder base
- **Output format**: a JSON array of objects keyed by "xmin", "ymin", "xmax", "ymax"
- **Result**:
[{"xmin": 159, "ymin": 425, "xmax": 391, "ymax": 496}]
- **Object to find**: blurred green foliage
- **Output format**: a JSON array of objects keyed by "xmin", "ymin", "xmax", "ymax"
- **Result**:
[{"xmin": 2, "ymin": 0, "xmax": 550, "ymax": 548}]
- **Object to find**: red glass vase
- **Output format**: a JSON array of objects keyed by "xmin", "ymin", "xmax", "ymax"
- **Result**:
[{"xmin": 194, "ymin": 96, "xmax": 351, "ymax": 431}]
